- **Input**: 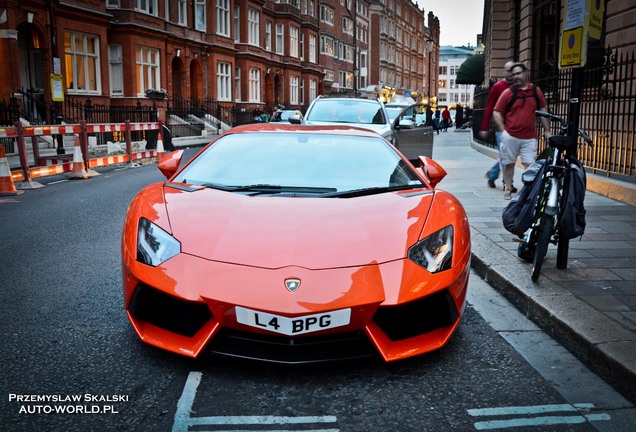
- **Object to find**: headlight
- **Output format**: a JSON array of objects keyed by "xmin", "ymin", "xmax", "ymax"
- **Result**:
[
  {"xmin": 408, "ymin": 226, "xmax": 453, "ymax": 273},
  {"xmin": 137, "ymin": 218, "xmax": 181, "ymax": 267}
]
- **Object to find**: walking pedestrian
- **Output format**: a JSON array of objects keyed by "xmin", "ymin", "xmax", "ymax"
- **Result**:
[
  {"xmin": 480, "ymin": 60, "xmax": 516, "ymax": 191},
  {"xmin": 433, "ymin": 108, "xmax": 441, "ymax": 135},
  {"xmin": 493, "ymin": 62, "xmax": 552, "ymax": 200},
  {"xmin": 441, "ymin": 107, "xmax": 451, "ymax": 132}
]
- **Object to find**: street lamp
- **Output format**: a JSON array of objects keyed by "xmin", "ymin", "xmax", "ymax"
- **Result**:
[{"xmin": 426, "ymin": 38, "xmax": 434, "ymax": 125}]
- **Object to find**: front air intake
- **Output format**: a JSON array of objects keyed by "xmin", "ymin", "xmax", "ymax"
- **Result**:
[
  {"xmin": 128, "ymin": 284, "xmax": 212, "ymax": 337},
  {"xmin": 373, "ymin": 290, "xmax": 459, "ymax": 341}
]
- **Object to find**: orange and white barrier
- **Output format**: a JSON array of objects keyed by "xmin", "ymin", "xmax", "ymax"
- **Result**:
[
  {"xmin": 156, "ymin": 132, "xmax": 165, "ymax": 162},
  {"xmin": 68, "ymin": 137, "xmax": 89, "ymax": 179},
  {"xmin": 0, "ymin": 145, "xmax": 24, "ymax": 196},
  {"xmin": 6, "ymin": 120, "xmax": 165, "ymax": 188}
]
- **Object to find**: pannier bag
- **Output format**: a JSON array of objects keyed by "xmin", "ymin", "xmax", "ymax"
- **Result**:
[
  {"xmin": 502, "ymin": 160, "xmax": 546, "ymax": 238},
  {"xmin": 558, "ymin": 159, "xmax": 587, "ymax": 239}
]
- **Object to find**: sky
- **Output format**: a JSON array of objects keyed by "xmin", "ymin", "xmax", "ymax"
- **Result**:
[{"xmin": 416, "ymin": 0, "xmax": 486, "ymax": 47}]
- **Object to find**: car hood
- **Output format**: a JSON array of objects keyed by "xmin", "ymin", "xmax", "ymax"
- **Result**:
[
  {"xmin": 303, "ymin": 120, "xmax": 391, "ymax": 137},
  {"xmin": 163, "ymin": 185, "xmax": 434, "ymax": 269}
]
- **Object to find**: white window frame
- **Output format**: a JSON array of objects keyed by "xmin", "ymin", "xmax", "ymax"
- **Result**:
[
  {"xmin": 234, "ymin": 66, "xmax": 241, "ymax": 102},
  {"xmin": 106, "ymin": 0, "xmax": 120, "ymax": 7},
  {"xmin": 65, "ymin": 31, "xmax": 101, "ymax": 95},
  {"xmin": 248, "ymin": 8, "xmax": 260, "ymax": 46},
  {"xmin": 217, "ymin": 62, "xmax": 232, "ymax": 101},
  {"xmin": 177, "ymin": 0, "xmax": 187, "ymax": 25},
  {"xmin": 249, "ymin": 68, "xmax": 261, "ymax": 102},
  {"xmin": 135, "ymin": 46, "xmax": 160, "ymax": 96},
  {"xmin": 290, "ymin": 75, "xmax": 299, "ymax": 104},
  {"xmin": 275, "ymin": 24, "xmax": 284, "ymax": 55},
  {"xmin": 134, "ymin": 0, "xmax": 157, "ymax": 15},
  {"xmin": 195, "ymin": 0, "xmax": 206, "ymax": 31},
  {"xmin": 309, "ymin": 79, "xmax": 316, "ymax": 101},
  {"xmin": 289, "ymin": 26, "xmax": 299, "ymax": 58},
  {"xmin": 320, "ymin": 5, "xmax": 334, "ymax": 26},
  {"xmin": 108, "ymin": 44, "xmax": 123, "ymax": 97},
  {"xmin": 320, "ymin": 35, "xmax": 334, "ymax": 57},
  {"xmin": 265, "ymin": 21, "xmax": 272, "ymax": 51},
  {"xmin": 216, "ymin": 0, "xmax": 230, "ymax": 37},
  {"xmin": 234, "ymin": 6, "xmax": 240, "ymax": 42},
  {"xmin": 309, "ymin": 34, "xmax": 316, "ymax": 63}
]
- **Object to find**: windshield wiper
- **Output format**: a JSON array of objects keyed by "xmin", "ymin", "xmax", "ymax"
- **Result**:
[
  {"xmin": 321, "ymin": 184, "xmax": 424, "ymax": 198},
  {"xmin": 201, "ymin": 183, "xmax": 337, "ymax": 195}
]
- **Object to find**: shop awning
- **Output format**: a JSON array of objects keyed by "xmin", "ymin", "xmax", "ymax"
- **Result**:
[{"xmin": 456, "ymin": 54, "xmax": 485, "ymax": 85}]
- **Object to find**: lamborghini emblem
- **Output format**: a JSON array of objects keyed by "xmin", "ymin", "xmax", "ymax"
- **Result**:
[{"xmin": 285, "ymin": 278, "xmax": 301, "ymax": 292}]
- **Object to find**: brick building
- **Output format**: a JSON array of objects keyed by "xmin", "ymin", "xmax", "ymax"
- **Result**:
[{"xmin": 0, "ymin": 0, "xmax": 439, "ymax": 126}]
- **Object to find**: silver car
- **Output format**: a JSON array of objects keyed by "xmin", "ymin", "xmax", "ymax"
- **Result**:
[{"xmin": 302, "ymin": 96, "xmax": 394, "ymax": 142}]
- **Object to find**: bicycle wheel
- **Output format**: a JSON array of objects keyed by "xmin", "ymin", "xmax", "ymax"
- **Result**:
[{"xmin": 532, "ymin": 214, "xmax": 554, "ymax": 281}]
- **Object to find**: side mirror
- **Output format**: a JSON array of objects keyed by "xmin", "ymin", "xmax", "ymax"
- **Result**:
[
  {"xmin": 418, "ymin": 156, "xmax": 447, "ymax": 187},
  {"xmin": 288, "ymin": 112, "xmax": 303, "ymax": 124},
  {"xmin": 157, "ymin": 150, "xmax": 184, "ymax": 179}
]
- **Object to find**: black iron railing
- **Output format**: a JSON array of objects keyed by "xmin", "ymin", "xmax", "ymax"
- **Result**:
[{"xmin": 473, "ymin": 47, "xmax": 636, "ymax": 182}]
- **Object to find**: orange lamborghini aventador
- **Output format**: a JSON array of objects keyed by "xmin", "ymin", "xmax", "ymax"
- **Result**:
[{"xmin": 122, "ymin": 123, "xmax": 470, "ymax": 363}]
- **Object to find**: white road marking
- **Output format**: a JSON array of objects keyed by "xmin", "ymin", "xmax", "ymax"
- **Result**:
[
  {"xmin": 172, "ymin": 371, "xmax": 339, "ymax": 432},
  {"xmin": 468, "ymin": 403, "xmax": 610, "ymax": 430}
]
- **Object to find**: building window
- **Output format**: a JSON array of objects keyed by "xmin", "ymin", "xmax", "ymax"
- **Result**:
[
  {"xmin": 64, "ymin": 31, "xmax": 101, "ymax": 94},
  {"xmin": 265, "ymin": 21, "xmax": 272, "ymax": 51},
  {"xmin": 135, "ymin": 46, "xmax": 160, "ymax": 96},
  {"xmin": 108, "ymin": 44, "xmax": 123, "ymax": 97},
  {"xmin": 300, "ymin": 32, "xmax": 305, "ymax": 61},
  {"xmin": 339, "ymin": 70, "xmax": 353, "ymax": 89},
  {"xmin": 134, "ymin": 0, "xmax": 157, "ymax": 15},
  {"xmin": 290, "ymin": 76, "xmax": 299, "ymax": 104},
  {"xmin": 324, "ymin": 69, "xmax": 334, "ymax": 82},
  {"xmin": 234, "ymin": 6, "xmax": 240, "ymax": 42},
  {"xmin": 177, "ymin": 0, "xmax": 186, "ymax": 25},
  {"xmin": 217, "ymin": 62, "xmax": 231, "ymax": 101},
  {"xmin": 248, "ymin": 8, "xmax": 260, "ymax": 46},
  {"xmin": 195, "ymin": 0, "xmax": 206, "ymax": 31},
  {"xmin": 234, "ymin": 66, "xmax": 241, "ymax": 101},
  {"xmin": 290, "ymin": 26, "xmax": 299, "ymax": 58},
  {"xmin": 276, "ymin": 24, "xmax": 284, "ymax": 55},
  {"xmin": 342, "ymin": 16, "xmax": 353, "ymax": 35},
  {"xmin": 249, "ymin": 68, "xmax": 261, "ymax": 102},
  {"xmin": 320, "ymin": 6, "xmax": 334, "ymax": 26},
  {"xmin": 320, "ymin": 35, "xmax": 334, "ymax": 56},
  {"xmin": 309, "ymin": 79, "xmax": 316, "ymax": 101},
  {"xmin": 106, "ymin": 0, "xmax": 120, "ymax": 7},
  {"xmin": 216, "ymin": 0, "xmax": 230, "ymax": 37},
  {"xmin": 300, "ymin": 79, "xmax": 305, "ymax": 105},
  {"xmin": 309, "ymin": 34, "xmax": 316, "ymax": 63}
]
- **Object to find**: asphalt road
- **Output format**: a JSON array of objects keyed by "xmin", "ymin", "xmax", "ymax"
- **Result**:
[{"xmin": 0, "ymin": 158, "xmax": 632, "ymax": 431}]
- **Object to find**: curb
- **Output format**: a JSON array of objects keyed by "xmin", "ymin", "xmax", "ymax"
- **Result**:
[{"xmin": 469, "ymin": 229, "xmax": 636, "ymax": 404}]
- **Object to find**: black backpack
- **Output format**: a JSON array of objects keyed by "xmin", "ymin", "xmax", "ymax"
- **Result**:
[
  {"xmin": 558, "ymin": 159, "xmax": 587, "ymax": 239},
  {"xmin": 505, "ymin": 84, "xmax": 540, "ymax": 113},
  {"xmin": 502, "ymin": 160, "xmax": 546, "ymax": 238}
]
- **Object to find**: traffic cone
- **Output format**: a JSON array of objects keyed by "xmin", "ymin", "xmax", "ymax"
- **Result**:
[
  {"xmin": 0, "ymin": 145, "xmax": 23, "ymax": 196},
  {"xmin": 156, "ymin": 132, "xmax": 165, "ymax": 162},
  {"xmin": 68, "ymin": 136, "xmax": 89, "ymax": 179}
]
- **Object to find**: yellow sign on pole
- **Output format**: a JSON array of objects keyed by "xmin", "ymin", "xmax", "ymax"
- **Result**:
[
  {"xmin": 588, "ymin": 0, "xmax": 604, "ymax": 40},
  {"xmin": 51, "ymin": 74, "xmax": 65, "ymax": 102},
  {"xmin": 560, "ymin": 27, "xmax": 586, "ymax": 68}
]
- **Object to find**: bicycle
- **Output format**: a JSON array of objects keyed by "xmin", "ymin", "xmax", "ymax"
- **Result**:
[{"xmin": 517, "ymin": 110, "xmax": 592, "ymax": 281}]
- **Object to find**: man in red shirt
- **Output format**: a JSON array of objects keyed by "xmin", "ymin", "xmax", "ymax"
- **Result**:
[
  {"xmin": 480, "ymin": 60, "xmax": 515, "ymax": 189},
  {"xmin": 493, "ymin": 62, "xmax": 551, "ymax": 199}
]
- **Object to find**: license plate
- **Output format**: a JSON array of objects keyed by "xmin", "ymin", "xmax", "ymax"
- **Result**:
[{"xmin": 235, "ymin": 306, "xmax": 351, "ymax": 336}]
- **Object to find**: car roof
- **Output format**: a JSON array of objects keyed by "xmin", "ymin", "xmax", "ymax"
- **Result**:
[{"xmin": 225, "ymin": 123, "xmax": 384, "ymax": 137}]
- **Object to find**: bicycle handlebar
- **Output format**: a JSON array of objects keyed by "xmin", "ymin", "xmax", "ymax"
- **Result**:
[{"xmin": 535, "ymin": 110, "xmax": 593, "ymax": 146}]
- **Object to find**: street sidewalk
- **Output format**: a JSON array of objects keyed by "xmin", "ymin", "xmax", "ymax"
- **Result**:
[{"xmin": 432, "ymin": 128, "xmax": 636, "ymax": 404}]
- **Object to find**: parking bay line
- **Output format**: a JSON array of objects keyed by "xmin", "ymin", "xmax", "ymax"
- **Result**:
[
  {"xmin": 467, "ymin": 403, "xmax": 610, "ymax": 430},
  {"xmin": 173, "ymin": 371, "xmax": 339, "ymax": 432}
]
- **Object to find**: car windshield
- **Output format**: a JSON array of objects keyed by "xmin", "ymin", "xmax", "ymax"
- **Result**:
[
  {"xmin": 306, "ymin": 100, "xmax": 387, "ymax": 125},
  {"xmin": 173, "ymin": 131, "xmax": 424, "ymax": 195}
]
